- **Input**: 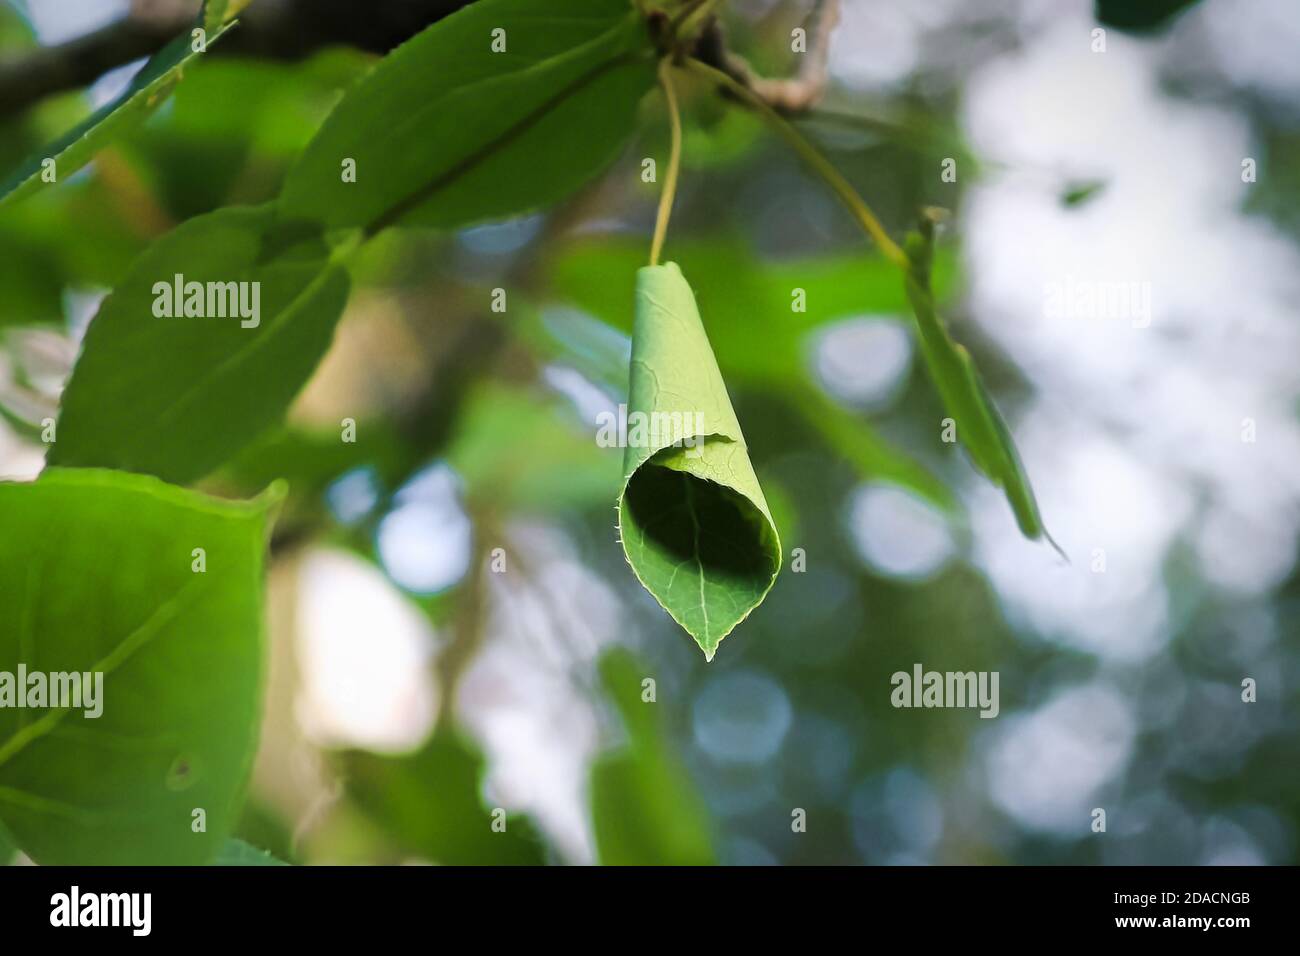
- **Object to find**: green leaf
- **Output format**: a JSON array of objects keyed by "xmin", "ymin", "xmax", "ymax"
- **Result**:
[
  {"xmin": 0, "ymin": 469, "xmax": 279, "ymax": 865},
  {"xmin": 1061, "ymin": 179, "xmax": 1106, "ymax": 208},
  {"xmin": 278, "ymin": 0, "xmax": 656, "ymax": 232},
  {"xmin": 903, "ymin": 220, "xmax": 1054, "ymax": 545},
  {"xmin": 341, "ymin": 727, "xmax": 547, "ymax": 865},
  {"xmin": 0, "ymin": 17, "xmax": 233, "ymax": 210},
  {"xmin": 164, "ymin": 50, "xmax": 372, "ymax": 161},
  {"xmin": 204, "ymin": 0, "xmax": 231, "ymax": 35},
  {"xmin": 618, "ymin": 263, "xmax": 781, "ymax": 660},
  {"xmin": 591, "ymin": 648, "xmax": 716, "ymax": 865},
  {"xmin": 215, "ymin": 838, "xmax": 289, "ymax": 866},
  {"xmin": 48, "ymin": 205, "xmax": 352, "ymax": 485}
]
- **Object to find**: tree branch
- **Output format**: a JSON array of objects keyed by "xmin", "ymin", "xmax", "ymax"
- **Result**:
[
  {"xmin": 0, "ymin": 0, "xmax": 477, "ymax": 120},
  {"xmin": 0, "ymin": 7, "xmax": 190, "ymax": 118},
  {"xmin": 691, "ymin": 0, "xmax": 840, "ymax": 115}
]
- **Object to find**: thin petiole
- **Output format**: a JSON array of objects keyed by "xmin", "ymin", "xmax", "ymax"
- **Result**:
[
  {"xmin": 671, "ymin": 0, "xmax": 725, "ymax": 38},
  {"xmin": 684, "ymin": 57, "xmax": 908, "ymax": 269},
  {"xmin": 649, "ymin": 58, "xmax": 684, "ymax": 267}
]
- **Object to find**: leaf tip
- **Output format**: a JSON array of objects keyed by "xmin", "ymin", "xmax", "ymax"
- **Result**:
[
  {"xmin": 254, "ymin": 479, "xmax": 289, "ymax": 537},
  {"xmin": 1043, "ymin": 528, "xmax": 1070, "ymax": 564}
]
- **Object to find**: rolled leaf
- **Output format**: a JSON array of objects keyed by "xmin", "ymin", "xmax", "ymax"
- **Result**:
[
  {"xmin": 545, "ymin": 236, "xmax": 960, "ymax": 512},
  {"xmin": 617, "ymin": 263, "xmax": 781, "ymax": 660}
]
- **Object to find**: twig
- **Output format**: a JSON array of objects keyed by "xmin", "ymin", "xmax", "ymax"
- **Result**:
[
  {"xmin": 691, "ymin": 0, "xmax": 841, "ymax": 115},
  {"xmin": 683, "ymin": 56, "xmax": 907, "ymax": 268},
  {"xmin": 0, "ymin": 8, "xmax": 192, "ymax": 118},
  {"xmin": 0, "ymin": 0, "xmax": 477, "ymax": 120}
]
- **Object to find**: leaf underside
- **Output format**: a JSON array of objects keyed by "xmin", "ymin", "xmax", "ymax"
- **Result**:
[
  {"xmin": 621, "ymin": 461, "xmax": 780, "ymax": 658},
  {"xmin": 47, "ymin": 205, "xmax": 350, "ymax": 485},
  {"xmin": 0, "ymin": 469, "xmax": 277, "ymax": 865},
  {"xmin": 278, "ymin": 0, "xmax": 656, "ymax": 232}
]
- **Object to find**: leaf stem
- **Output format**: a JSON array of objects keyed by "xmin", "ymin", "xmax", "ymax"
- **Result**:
[
  {"xmin": 684, "ymin": 57, "xmax": 907, "ymax": 269},
  {"xmin": 671, "ymin": 0, "xmax": 725, "ymax": 39},
  {"xmin": 649, "ymin": 57, "xmax": 683, "ymax": 267}
]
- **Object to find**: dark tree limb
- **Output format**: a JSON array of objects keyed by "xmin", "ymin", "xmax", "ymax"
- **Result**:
[
  {"xmin": 0, "ymin": 0, "xmax": 477, "ymax": 120},
  {"xmin": 0, "ymin": 7, "xmax": 190, "ymax": 118}
]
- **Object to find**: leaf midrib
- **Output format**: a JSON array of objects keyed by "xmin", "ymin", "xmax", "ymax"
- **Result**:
[
  {"xmin": 99, "ymin": 263, "xmax": 343, "ymax": 471},
  {"xmin": 0, "ymin": 575, "xmax": 208, "ymax": 771},
  {"xmin": 364, "ymin": 39, "xmax": 646, "ymax": 234}
]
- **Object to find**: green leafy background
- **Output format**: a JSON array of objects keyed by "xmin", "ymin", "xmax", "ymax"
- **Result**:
[{"xmin": 0, "ymin": 0, "xmax": 1296, "ymax": 866}]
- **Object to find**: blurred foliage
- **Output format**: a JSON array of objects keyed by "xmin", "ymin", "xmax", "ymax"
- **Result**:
[
  {"xmin": 591, "ymin": 648, "xmax": 717, "ymax": 864},
  {"xmin": 547, "ymin": 237, "xmax": 958, "ymax": 384},
  {"xmin": 340, "ymin": 726, "xmax": 548, "ymax": 865},
  {"xmin": 447, "ymin": 383, "xmax": 621, "ymax": 514},
  {"xmin": 0, "ymin": 0, "xmax": 1296, "ymax": 867}
]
